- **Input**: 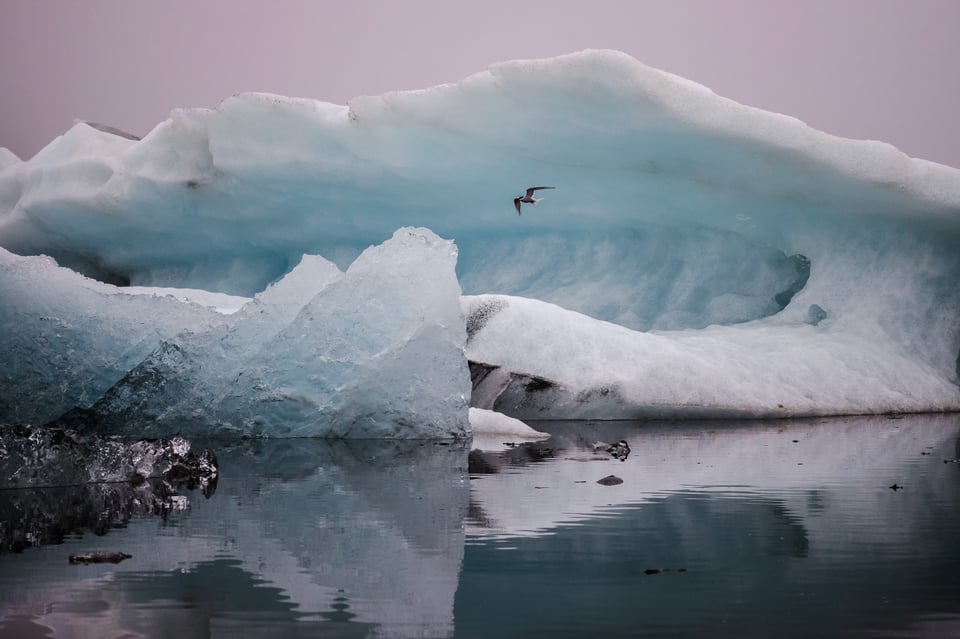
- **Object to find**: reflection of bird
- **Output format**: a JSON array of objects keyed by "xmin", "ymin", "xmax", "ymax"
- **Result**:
[{"xmin": 514, "ymin": 186, "xmax": 555, "ymax": 215}]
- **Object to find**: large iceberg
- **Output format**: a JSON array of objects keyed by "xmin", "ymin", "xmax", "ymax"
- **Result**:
[{"xmin": 1, "ymin": 49, "xmax": 959, "ymax": 431}]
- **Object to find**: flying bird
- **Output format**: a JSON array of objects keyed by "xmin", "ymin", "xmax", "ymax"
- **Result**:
[{"xmin": 514, "ymin": 186, "xmax": 555, "ymax": 215}]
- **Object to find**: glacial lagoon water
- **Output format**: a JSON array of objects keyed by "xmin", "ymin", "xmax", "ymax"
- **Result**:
[{"xmin": 1, "ymin": 415, "xmax": 959, "ymax": 638}]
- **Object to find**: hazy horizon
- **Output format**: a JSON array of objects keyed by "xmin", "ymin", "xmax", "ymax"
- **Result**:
[{"xmin": 2, "ymin": 0, "xmax": 959, "ymax": 167}]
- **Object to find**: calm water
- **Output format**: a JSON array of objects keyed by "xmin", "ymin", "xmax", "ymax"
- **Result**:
[{"xmin": 1, "ymin": 415, "xmax": 959, "ymax": 638}]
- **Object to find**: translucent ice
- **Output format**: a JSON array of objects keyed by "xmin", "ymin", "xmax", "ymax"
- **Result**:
[
  {"xmin": 0, "ymin": 248, "xmax": 226, "ymax": 425},
  {"xmin": 57, "ymin": 228, "xmax": 471, "ymax": 439},
  {"xmin": 207, "ymin": 227, "xmax": 470, "ymax": 438}
]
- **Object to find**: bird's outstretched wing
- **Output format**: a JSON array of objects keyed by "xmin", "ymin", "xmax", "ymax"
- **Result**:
[
  {"xmin": 526, "ymin": 186, "xmax": 555, "ymax": 197},
  {"xmin": 514, "ymin": 197, "xmax": 522, "ymax": 215}
]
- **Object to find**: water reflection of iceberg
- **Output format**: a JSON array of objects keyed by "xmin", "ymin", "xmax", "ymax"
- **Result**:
[
  {"xmin": 0, "ymin": 439, "xmax": 469, "ymax": 638},
  {"xmin": 456, "ymin": 415, "xmax": 960, "ymax": 638},
  {"xmin": 466, "ymin": 414, "xmax": 960, "ymax": 547}
]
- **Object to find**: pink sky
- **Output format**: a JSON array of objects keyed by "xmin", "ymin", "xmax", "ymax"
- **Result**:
[{"xmin": 2, "ymin": 0, "xmax": 958, "ymax": 167}]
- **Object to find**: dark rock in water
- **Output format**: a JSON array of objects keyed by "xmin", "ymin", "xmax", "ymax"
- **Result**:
[
  {"xmin": 69, "ymin": 551, "xmax": 132, "ymax": 565},
  {"xmin": 607, "ymin": 440, "xmax": 631, "ymax": 461},
  {"xmin": 597, "ymin": 474, "xmax": 623, "ymax": 486},
  {"xmin": 592, "ymin": 440, "xmax": 631, "ymax": 461},
  {"xmin": 645, "ymin": 567, "xmax": 687, "ymax": 575}
]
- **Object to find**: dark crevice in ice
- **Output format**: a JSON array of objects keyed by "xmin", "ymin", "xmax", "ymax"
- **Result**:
[
  {"xmin": 469, "ymin": 360, "xmax": 560, "ymax": 412},
  {"xmin": 47, "ymin": 250, "xmax": 132, "ymax": 287},
  {"xmin": 81, "ymin": 121, "xmax": 142, "ymax": 141},
  {"xmin": 773, "ymin": 253, "xmax": 811, "ymax": 311}
]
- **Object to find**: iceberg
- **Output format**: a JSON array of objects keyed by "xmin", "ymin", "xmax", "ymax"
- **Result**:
[
  {"xmin": 0, "ymin": 247, "xmax": 228, "ymax": 425},
  {"xmin": 463, "ymin": 294, "xmax": 960, "ymax": 418},
  {"xmin": 1, "ymin": 49, "xmax": 959, "ymax": 431},
  {"xmin": 46, "ymin": 227, "xmax": 471, "ymax": 438}
]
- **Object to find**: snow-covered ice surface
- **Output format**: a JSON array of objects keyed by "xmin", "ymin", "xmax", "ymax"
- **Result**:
[
  {"xmin": 463, "ymin": 293, "xmax": 960, "ymax": 419},
  {"xmin": 1, "ymin": 49, "xmax": 960, "ymax": 433}
]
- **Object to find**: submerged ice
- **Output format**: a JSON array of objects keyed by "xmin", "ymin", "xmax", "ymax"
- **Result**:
[{"xmin": 1, "ymin": 49, "xmax": 960, "ymax": 432}]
